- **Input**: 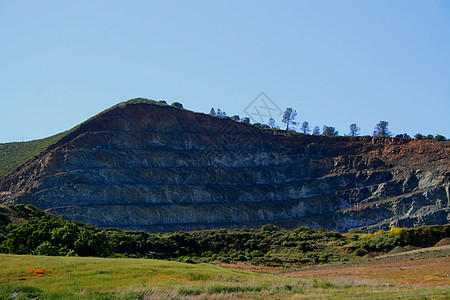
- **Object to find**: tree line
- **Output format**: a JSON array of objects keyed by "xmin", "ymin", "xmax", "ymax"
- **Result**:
[
  {"xmin": 161, "ymin": 100, "xmax": 446, "ymax": 141},
  {"xmin": 208, "ymin": 106, "xmax": 447, "ymax": 141}
]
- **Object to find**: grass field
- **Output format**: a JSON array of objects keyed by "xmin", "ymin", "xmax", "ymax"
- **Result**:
[{"xmin": 0, "ymin": 254, "xmax": 449, "ymax": 299}]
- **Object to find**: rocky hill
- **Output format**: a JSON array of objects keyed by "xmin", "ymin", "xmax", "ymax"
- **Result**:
[{"xmin": 0, "ymin": 99, "xmax": 449, "ymax": 232}]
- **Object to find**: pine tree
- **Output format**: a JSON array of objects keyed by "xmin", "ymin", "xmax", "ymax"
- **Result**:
[
  {"xmin": 282, "ymin": 108, "xmax": 299, "ymax": 130},
  {"xmin": 301, "ymin": 121, "xmax": 311, "ymax": 134},
  {"xmin": 268, "ymin": 118, "xmax": 276, "ymax": 128},
  {"xmin": 373, "ymin": 121, "xmax": 391, "ymax": 137},
  {"xmin": 349, "ymin": 123, "xmax": 360, "ymax": 136},
  {"xmin": 312, "ymin": 126, "xmax": 320, "ymax": 135}
]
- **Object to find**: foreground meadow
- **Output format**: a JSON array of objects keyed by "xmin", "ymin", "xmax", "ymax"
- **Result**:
[{"xmin": 0, "ymin": 254, "xmax": 449, "ymax": 299}]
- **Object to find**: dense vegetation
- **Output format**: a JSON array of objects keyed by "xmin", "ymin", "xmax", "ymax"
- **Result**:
[
  {"xmin": 104, "ymin": 225, "xmax": 449, "ymax": 266},
  {"xmin": 0, "ymin": 205, "xmax": 114, "ymax": 257},
  {"xmin": 1, "ymin": 205, "xmax": 448, "ymax": 267}
]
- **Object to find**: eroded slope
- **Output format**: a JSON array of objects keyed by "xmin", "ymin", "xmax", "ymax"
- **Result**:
[{"xmin": 0, "ymin": 100, "xmax": 449, "ymax": 231}]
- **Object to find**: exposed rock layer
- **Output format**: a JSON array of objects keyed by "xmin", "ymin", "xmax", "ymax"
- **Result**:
[{"xmin": 1, "ymin": 101, "xmax": 449, "ymax": 232}]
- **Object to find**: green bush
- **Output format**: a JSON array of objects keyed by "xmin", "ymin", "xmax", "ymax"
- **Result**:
[
  {"xmin": 182, "ymin": 256, "xmax": 195, "ymax": 264},
  {"xmin": 261, "ymin": 224, "xmax": 278, "ymax": 232},
  {"xmin": 35, "ymin": 241, "xmax": 61, "ymax": 256},
  {"xmin": 250, "ymin": 250, "xmax": 264, "ymax": 258},
  {"xmin": 171, "ymin": 102, "xmax": 183, "ymax": 108},
  {"xmin": 354, "ymin": 247, "xmax": 368, "ymax": 256}
]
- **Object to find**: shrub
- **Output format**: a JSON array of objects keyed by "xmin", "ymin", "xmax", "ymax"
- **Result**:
[
  {"xmin": 182, "ymin": 256, "xmax": 195, "ymax": 264},
  {"xmin": 171, "ymin": 102, "xmax": 183, "ymax": 108},
  {"xmin": 250, "ymin": 250, "xmax": 264, "ymax": 258},
  {"xmin": 435, "ymin": 134, "xmax": 447, "ymax": 141},
  {"xmin": 355, "ymin": 247, "xmax": 368, "ymax": 256},
  {"xmin": 312, "ymin": 280, "xmax": 336, "ymax": 289},
  {"xmin": 374, "ymin": 230, "xmax": 385, "ymax": 236},
  {"xmin": 318, "ymin": 254, "xmax": 330, "ymax": 263},
  {"xmin": 35, "ymin": 241, "xmax": 61, "ymax": 256},
  {"xmin": 388, "ymin": 227, "xmax": 406, "ymax": 237},
  {"xmin": 360, "ymin": 232, "xmax": 373, "ymax": 239},
  {"xmin": 236, "ymin": 254, "xmax": 247, "ymax": 261},
  {"xmin": 261, "ymin": 224, "xmax": 278, "ymax": 232},
  {"xmin": 74, "ymin": 229, "xmax": 115, "ymax": 257},
  {"xmin": 402, "ymin": 225, "xmax": 450, "ymax": 247}
]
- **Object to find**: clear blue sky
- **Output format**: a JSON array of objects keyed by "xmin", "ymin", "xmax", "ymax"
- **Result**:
[{"xmin": 1, "ymin": 0, "xmax": 449, "ymax": 142}]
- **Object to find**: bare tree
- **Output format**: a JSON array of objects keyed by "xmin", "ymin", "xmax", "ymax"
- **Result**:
[{"xmin": 282, "ymin": 108, "xmax": 299, "ymax": 130}]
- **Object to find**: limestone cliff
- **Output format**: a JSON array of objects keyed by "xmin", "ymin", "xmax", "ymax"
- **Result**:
[{"xmin": 1, "ymin": 99, "xmax": 449, "ymax": 232}]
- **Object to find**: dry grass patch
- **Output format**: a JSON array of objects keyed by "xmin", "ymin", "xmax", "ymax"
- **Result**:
[{"xmin": 281, "ymin": 256, "xmax": 450, "ymax": 287}]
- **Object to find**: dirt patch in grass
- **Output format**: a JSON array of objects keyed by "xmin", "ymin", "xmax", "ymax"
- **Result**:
[
  {"xmin": 434, "ymin": 238, "xmax": 450, "ymax": 247},
  {"xmin": 380, "ymin": 244, "xmax": 450, "ymax": 259},
  {"xmin": 388, "ymin": 245, "xmax": 421, "ymax": 254},
  {"xmin": 279, "ymin": 257, "xmax": 450, "ymax": 287}
]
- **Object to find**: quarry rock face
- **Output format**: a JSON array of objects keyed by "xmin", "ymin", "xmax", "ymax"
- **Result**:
[{"xmin": 0, "ymin": 100, "xmax": 449, "ymax": 232}]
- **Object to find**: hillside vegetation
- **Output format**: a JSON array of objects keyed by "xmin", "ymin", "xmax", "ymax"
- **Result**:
[
  {"xmin": 1, "ymin": 205, "xmax": 449, "ymax": 299},
  {"xmin": 1, "ymin": 205, "xmax": 448, "ymax": 268}
]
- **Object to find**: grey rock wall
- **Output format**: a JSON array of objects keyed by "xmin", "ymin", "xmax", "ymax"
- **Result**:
[{"xmin": 1, "ymin": 102, "xmax": 448, "ymax": 232}]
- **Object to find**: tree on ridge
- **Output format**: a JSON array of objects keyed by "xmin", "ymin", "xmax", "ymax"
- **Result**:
[
  {"xmin": 282, "ymin": 108, "xmax": 299, "ymax": 130},
  {"xmin": 349, "ymin": 123, "xmax": 360, "ymax": 136},
  {"xmin": 373, "ymin": 121, "xmax": 391, "ymax": 137}
]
